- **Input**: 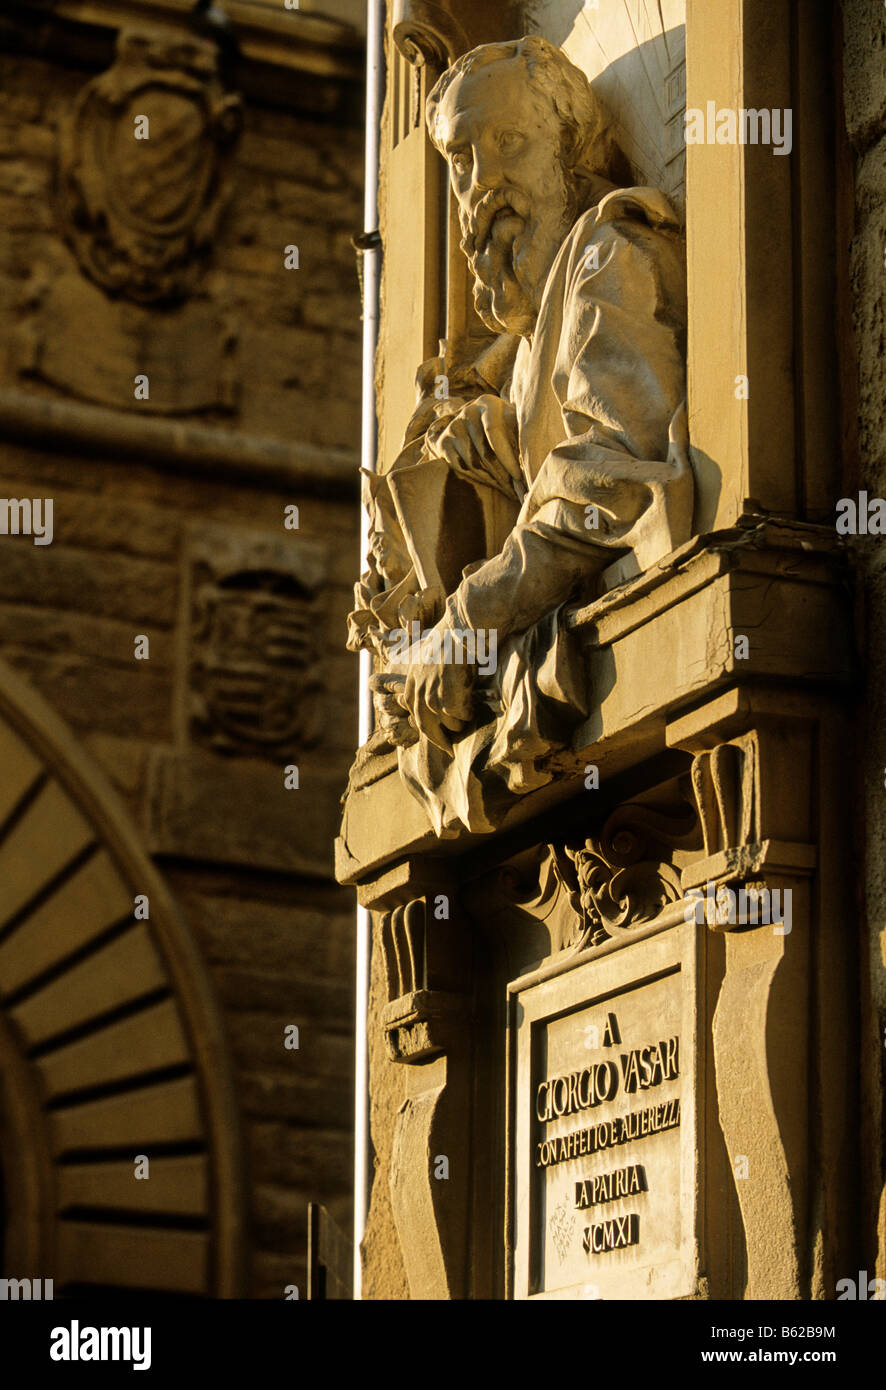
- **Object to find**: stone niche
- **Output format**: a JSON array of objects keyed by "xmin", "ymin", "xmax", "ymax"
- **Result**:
[{"xmin": 338, "ymin": 0, "xmax": 861, "ymax": 1300}]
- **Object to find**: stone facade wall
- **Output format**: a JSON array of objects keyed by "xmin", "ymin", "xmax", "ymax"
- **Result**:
[
  {"xmin": 0, "ymin": 14, "xmax": 363, "ymax": 1297},
  {"xmin": 843, "ymin": 0, "xmax": 886, "ymax": 1275},
  {"xmin": 0, "ymin": 50, "xmax": 363, "ymax": 447}
]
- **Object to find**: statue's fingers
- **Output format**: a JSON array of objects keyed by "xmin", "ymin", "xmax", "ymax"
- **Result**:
[
  {"xmin": 479, "ymin": 405, "xmax": 521, "ymax": 478},
  {"xmin": 402, "ymin": 668, "xmax": 452, "ymax": 752},
  {"xmin": 436, "ymin": 426, "xmax": 474, "ymax": 470},
  {"xmin": 463, "ymin": 454, "xmax": 514, "ymax": 497},
  {"xmin": 369, "ymin": 672, "xmax": 406, "ymax": 694},
  {"xmin": 465, "ymin": 412, "xmax": 494, "ymax": 462},
  {"xmin": 415, "ymin": 704, "xmax": 455, "ymax": 753}
]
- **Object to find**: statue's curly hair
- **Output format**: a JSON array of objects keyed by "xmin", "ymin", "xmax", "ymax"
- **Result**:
[{"xmin": 426, "ymin": 35, "xmax": 626, "ymax": 187}]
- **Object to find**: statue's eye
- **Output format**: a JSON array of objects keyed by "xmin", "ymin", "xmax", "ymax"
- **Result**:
[
  {"xmin": 499, "ymin": 130, "xmax": 524, "ymax": 153},
  {"xmin": 451, "ymin": 150, "xmax": 471, "ymax": 176}
]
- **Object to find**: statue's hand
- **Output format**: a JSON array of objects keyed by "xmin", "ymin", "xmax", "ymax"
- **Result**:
[
  {"xmin": 371, "ymin": 626, "xmax": 476, "ymax": 753},
  {"xmin": 373, "ymin": 689, "xmax": 416, "ymax": 748},
  {"xmin": 425, "ymin": 394, "xmax": 522, "ymax": 501},
  {"xmin": 402, "ymin": 656, "xmax": 474, "ymax": 752}
]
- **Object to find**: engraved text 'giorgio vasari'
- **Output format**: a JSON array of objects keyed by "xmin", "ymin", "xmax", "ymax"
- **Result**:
[
  {"xmin": 535, "ymin": 1033, "xmax": 680, "ymax": 1169},
  {"xmin": 348, "ymin": 37, "xmax": 693, "ymax": 835}
]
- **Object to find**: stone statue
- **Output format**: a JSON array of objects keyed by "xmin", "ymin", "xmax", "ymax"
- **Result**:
[{"xmin": 348, "ymin": 36, "xmax": 693, "ymax": 835}]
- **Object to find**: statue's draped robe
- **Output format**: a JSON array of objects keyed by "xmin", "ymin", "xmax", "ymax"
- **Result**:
[{"xmin": 400, "ymin": 187, "xmax": 692, "ymax": 835}]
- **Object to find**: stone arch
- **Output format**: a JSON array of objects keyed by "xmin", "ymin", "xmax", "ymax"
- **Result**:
[{"xmin": 0, "ymin": 657, "xmax": 245, "ymax": 1295}]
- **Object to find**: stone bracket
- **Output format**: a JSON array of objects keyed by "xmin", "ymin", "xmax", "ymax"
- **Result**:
[
  {"xmin": 682, "ymin": 838, "xmax": 817, "ymax": 899},
  {"xmin": 377, "ymin": 892, "xmax": 474, "ymax": 1297},
  {"xmin": 379, "ymin": 896, "xmax": 471, "ymax": 1064},
  {"xmin": 382, "ymin": 989, "xmax": 468, "ymax": 1063}
]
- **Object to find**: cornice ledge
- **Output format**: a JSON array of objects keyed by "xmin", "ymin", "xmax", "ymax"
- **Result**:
[
  {"xmin": 569, "ymin": 518, "xmax": 849, "ymax": 636},
  {"xmin": 336, "ymin": 517, "xmax": 854, "ymax": 888},
  {"xmin": 0, "ymin": 386, "xmax": 359, "ymax": 498},
  {"xmin": 4, "ymin": 0, "xmax": 364, "ymax": 84}
]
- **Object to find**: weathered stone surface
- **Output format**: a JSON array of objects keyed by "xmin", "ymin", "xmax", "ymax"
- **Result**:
[
  {"xmin": 842, "ymin": 0, "xmax": 886, "ymax": 151},
  {"xmin": 850, "ymin": 134, "xmax": 886, "ymax": 480},
  {"xmin": 0, "ymin": 46, "xmax": 363, "ymax": 449},
  {"xmin": 361, "ymin": 915, "xmax": 411, "ymax": 1300},
  {"xmin": 0, "ymin": 543, "xmax": 178, "ymax": 627},
  {"xmin": 179, "ymin": 520, "xmax": 329, "ymax": 760},
  {"xmin": 240, "ymin": 1071, "xmax": 352, "ymax": 1130},
  {"xmin": 844, "ymin": 0, "xmax": 886, "ymax": 1292},
  {"xmin": 8, "ymin": 651, "xmax": 172, "ymax": 740},
  {"xmin": 86, "ymin": 733, "xmax": 153, "ymax": 798},
  {"xmin": 217, "ymin": 969, "xmax": 352, "ymax": 1023},
  {"xmin": 57, "ymin": 29, "xmax": 243, "ymax": 303},
  {"xmin": 0, "ymin": 8, "xmax": 362, "ymax": 1301},
  {"xmin": 249, "ymin": 1122, "xmax": 352, "ymax": 1192},
  {"xmin": 177, "ymin": 889, "xmax": 355, "ymax": 978},
  {"xmin": 227, "ymin": 1013, "xmax": 352, "ymax": 1075},
  {"xmin": 146, "ymin": 749, "xmax": 349, "ymax": 875},
  {"xmin": 24, "ymin": 274, "xmax": 240, "ymax": 413},
  {"xmin": 0, "ymin": 605, "xmax": 173, "ymax": 670}
]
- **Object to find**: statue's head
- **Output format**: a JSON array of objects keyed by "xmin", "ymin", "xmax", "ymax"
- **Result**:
[
  {"xmin": 361, "ymin": 469, "xmax": 411, "ymax": 587},
  {"xmin": 427, "ymin": 36, "xmax": 620, "ymax": 336}
]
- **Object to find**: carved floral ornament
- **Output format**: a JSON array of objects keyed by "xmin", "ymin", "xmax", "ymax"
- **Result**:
[
  {"xmin": 57, "ymin": 29, "xmax": 242, "ymax": 303},
  {"xmin": 550, "ymin": 801, "xmax": 697, "ymax": 950}
]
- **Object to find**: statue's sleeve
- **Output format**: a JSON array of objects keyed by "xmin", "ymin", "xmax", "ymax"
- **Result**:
[{"xmin": 448, "ymin": 214, "xmax": 689, "ymax": 642}]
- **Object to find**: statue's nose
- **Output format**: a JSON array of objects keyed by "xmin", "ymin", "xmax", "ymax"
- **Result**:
[{"xmin": 470, "ymin": 144, "xmax": 500, "ymax": 194}]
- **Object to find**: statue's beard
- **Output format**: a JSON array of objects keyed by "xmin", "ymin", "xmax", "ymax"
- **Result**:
[{"xmin": 461, "ymin": 182, "xmax": 575, "ymax": 335}]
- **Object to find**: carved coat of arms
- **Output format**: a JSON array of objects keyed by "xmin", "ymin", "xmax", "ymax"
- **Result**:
[
  {"xmin": 191, "ymin": 572, "xmax": 324, "ymax": 758},
  {"xmin": 57, "ymin": 29, "xmax": 242, "ymax": 302}
]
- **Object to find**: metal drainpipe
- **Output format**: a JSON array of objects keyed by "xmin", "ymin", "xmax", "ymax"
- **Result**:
[{"xmin": 353, "ymin": 0, "xmax": 384, "ymax": 1303}]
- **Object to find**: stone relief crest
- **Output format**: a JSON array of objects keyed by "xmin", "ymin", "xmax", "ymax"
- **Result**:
[
  {"xmin": 57, "ymin": 28, "xmax": 242, "ymax": 303},
  {"xmin": 191, "ymin": 572, "xmax": 324, "ymax": 757},
  {"xmin": 17, "ymin": 28, "xmax": 243, "ymax": 411},
  {"xmin": 183, "ymin": 526, "xmax": 327, "ymax": 761}
]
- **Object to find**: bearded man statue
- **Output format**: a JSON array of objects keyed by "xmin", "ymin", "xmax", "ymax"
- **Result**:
[{"xmin": 355, "ymin": 36, "xmax": 692, "ymax": 836}]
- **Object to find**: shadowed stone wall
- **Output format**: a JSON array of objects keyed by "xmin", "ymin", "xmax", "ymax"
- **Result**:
[
  {"xmin": 843, "ymin": 0, "xmax": 886, "ymax": 1279},
  {"xmin": 0, "ymin": 2, "xmax": 364, "ymax": 1297}
]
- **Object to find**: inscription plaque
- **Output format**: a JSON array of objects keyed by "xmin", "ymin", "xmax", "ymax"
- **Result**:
[{"xmin": 509, "ymin": 920, "xmax": 702, "ymax": 1299}]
